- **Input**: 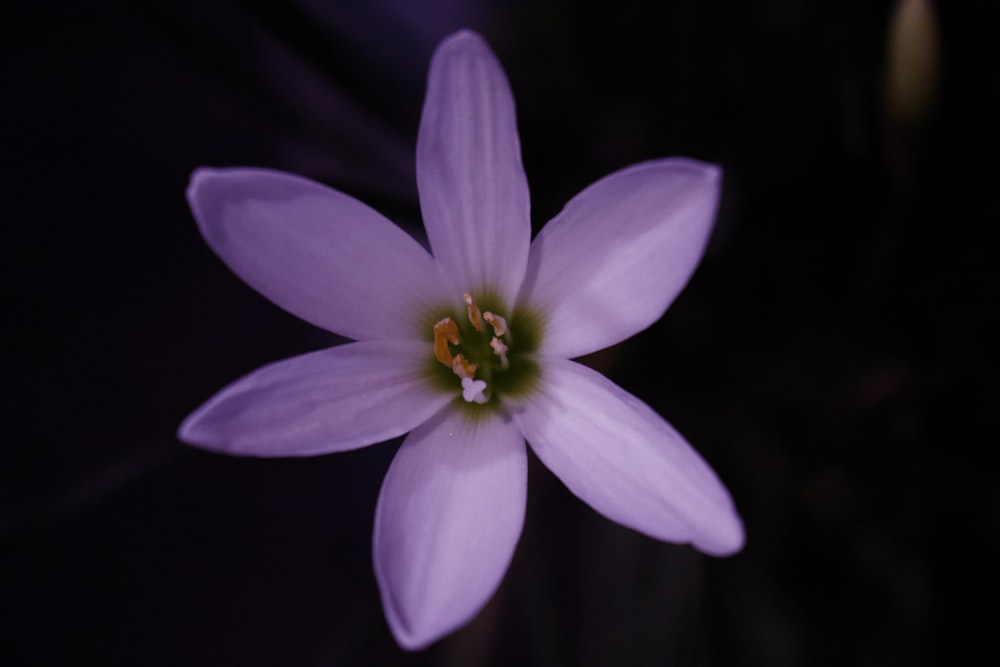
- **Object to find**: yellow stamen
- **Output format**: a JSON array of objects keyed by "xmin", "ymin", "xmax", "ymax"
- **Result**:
[
  {"xmin": 463, "ymin": 293, "xmax": 483, "ymax": 331},
  {"xmin": 429, "ymin": 295, "xmax": 514, "ymax": 404},
  {"xmin": 451, "ymin": 354, "xmax": 477, "ymax": 379},
  {"xmin": 433, "ymin": 318, "xmax": 459, "ymax": 367},
  {"xmin": 483, "ymin": 312, "xmax": 507, "ymax": 337}
]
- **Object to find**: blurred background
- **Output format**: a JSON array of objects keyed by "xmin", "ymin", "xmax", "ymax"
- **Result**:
[{"xmin": 2, "ymin": 0, "xmax": 995, "ymax": 664}]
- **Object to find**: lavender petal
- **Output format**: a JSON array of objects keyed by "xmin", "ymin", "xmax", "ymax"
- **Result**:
[
  {"xmin": 373, "ymin": 407, "xmax": 527, "ymax": 649},
  {"xmin": 179, "ymin": 340, "xmax": 451, "ymax": 457},
  {"xmin": 509, "ymin": 357, "xmax": 744, "ymax": 556},
  {"xmin": 417, "ymin": 30, "xmax": 530, "ymax": 310},
  {"xmin": 188, "ymin": 167, "xmax": 446, "ymax": 341},
  {"xmin": 519, "ymin": 159, "xmax": 721, "ymax": 358}
]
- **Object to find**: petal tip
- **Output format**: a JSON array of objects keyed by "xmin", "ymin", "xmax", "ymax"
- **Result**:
[
  {"xmin": 379, "ymin": 579, "xmax": 483, "ymax": 652},
  {"xmin": 185, "ymin": 167, "xmax": 232, "ymax": 229},
  {"xmin": 439, "ymin": 28, "xmax": 487, "ymax": 51},
  {"xmin": 384, "ymin": 612, "xmax": 437, "ymax": 652},
  {"xmin": 186, "ymin": 166, "xmax": 221, "ymax": 203},
  {"xmin": 433, "ymin": 29, "xmax": 497, "ymax": 70},
  {"xmin": 375, "ymin": 542, "xmax": 473, "ymax": 653},
  {"xmin": 176, "ymin": 405, "xmax": 198, "ymax": 441},
  {"xmin": 176, "ymin": 406, "xmax": 217, "ymax": 451},
  {"xmin": 704, "ymin": 161, "xmax": 723, "ymax": 186},
  {"xmin": 661, "ymin": 157, "xmax": 723, "ymax": 184},
  {"xmin": 694, "ymin": 510, "xmax": 746, "ymax": 557},
  {"xmin": 176, "ymin": 398, "xmax": 244, "ymax": 456}
]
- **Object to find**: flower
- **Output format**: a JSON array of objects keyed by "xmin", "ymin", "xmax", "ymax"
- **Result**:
[{"xmin": 180, "ymin": 29, "xmax": 744, "ymax": 650}]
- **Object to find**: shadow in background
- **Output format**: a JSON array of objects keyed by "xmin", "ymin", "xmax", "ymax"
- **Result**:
[{"xmin": 1, "ymin": 0, "xmax": 995, "ymax": 665}]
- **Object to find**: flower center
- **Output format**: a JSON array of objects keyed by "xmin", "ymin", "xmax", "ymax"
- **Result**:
[
  {"xmin": 423, "ymin": 289, "xmax": 544, "ymax": 415},
  {"xmin": 434, "ymin": 293, "xmax": 511, "ymax": 405},
  {"xmin": 420, "ymin": 288, "xmax": 545, "ymax": 417}
]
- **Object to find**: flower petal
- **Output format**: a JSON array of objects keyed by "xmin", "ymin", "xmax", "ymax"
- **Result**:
[
  {"xmin": 373, "ymin": 408, "xmax": 526, "ymax": 650},
  {"xmin": 179, "ymin": 340, "xmax": 451, "ymax": 457},
  {"xmin": 187, "ymin": 167, "xmax": 447, "ymax": 341},
  {"xmin": 417, "ymin": 30, "xmax": 530, "ymax": 310},
  {"xmin": 508, "ymin": 358, "xmax": 743, "ymax": 556},
  {"xmin": 518, "ymin": 159, "xmax": 721, "ymax": 358}
]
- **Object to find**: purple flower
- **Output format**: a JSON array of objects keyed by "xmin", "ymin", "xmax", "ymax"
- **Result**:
[{"xmin": 180, "ymin": 29, "xmax": 744, "ymax": 650}]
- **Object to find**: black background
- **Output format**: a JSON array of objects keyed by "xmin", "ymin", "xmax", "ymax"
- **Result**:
[{"xmin": 2, "ymin": 0, "xmax": 996, "ymax": 665}]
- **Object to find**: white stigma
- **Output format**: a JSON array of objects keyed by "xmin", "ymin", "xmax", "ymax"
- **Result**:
[{"xmin": 461, "ymin": 377, "xmax": 489, "ymax": 404}]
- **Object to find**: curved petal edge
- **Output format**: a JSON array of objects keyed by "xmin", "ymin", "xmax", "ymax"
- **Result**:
[
  {"xmin": 509, "ymin": 357, "xmax": 744, "ymax": 556},
  {"xmin": 519, "ymin": 159, "xmax": 721, "ymax": 358},
  {"xmin": 373, "ymin": 408, "xmax": 527, "ymax": 649},
  {"xmin": 417, "ymin": 30, "xmax": 531, "ymax": 311},
  {"xmin": 178, "ymin": 340, "xmax": 452, "ymax": 457},
  {"xmin": 188, "ymin": 167, "xmax": 446, "ymax": 341}
]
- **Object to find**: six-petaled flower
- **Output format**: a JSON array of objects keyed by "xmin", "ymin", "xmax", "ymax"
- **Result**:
[{"xmin": 180, "ymin": 29, "xmax": 743, "ymax": 650}]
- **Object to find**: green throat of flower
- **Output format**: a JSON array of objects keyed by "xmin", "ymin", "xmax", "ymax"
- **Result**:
[{"xmin": 425, "ymin": 292, "xmax": 540, "ymax": 410}]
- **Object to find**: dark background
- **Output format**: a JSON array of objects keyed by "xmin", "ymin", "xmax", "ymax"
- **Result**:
[{"xmin": 2, "ymin": 0, "xmax": 995, "ymax": 665}]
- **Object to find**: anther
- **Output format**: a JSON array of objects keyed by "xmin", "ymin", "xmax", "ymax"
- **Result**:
[
  {"xmin": 463, "ymin": 293, "xmax": 483, "ymax": 331},
  {"xmin": 433, "ymin": 318, "xmax": 460, "ymax": 367},
  {"xmin": 490, "ymin": 337, "xmax": 510, "ymax": 369},
  {"xmin": 451, "ymin": 354, "xmax": 477, "ymax": 379},
  {"xmin": 483, "ymin": 312, "xmax": 507, "ymax": 337}
]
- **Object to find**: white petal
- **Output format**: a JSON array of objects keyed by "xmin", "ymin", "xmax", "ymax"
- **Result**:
[
  {"xmin": 417, "ymin": 30, "xmax": 530, "ymax": 310},
  {"xmin": 188, "ymin": 167, "xmax": 447, "ymax": 341},
  {"xmin": 178, "ymin": 341, "xmax": 452, "ymax": 457},
  {"xmin": 519, "ymin": 159, "xmax": 721, "ymax": 358},
  {"xmin": 374, "ymin": 408, "xmax": 526, "ymax": 649},
  {"xmin": 508, "ymin": 358, "xmax": 743, "ymax": 556}
]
